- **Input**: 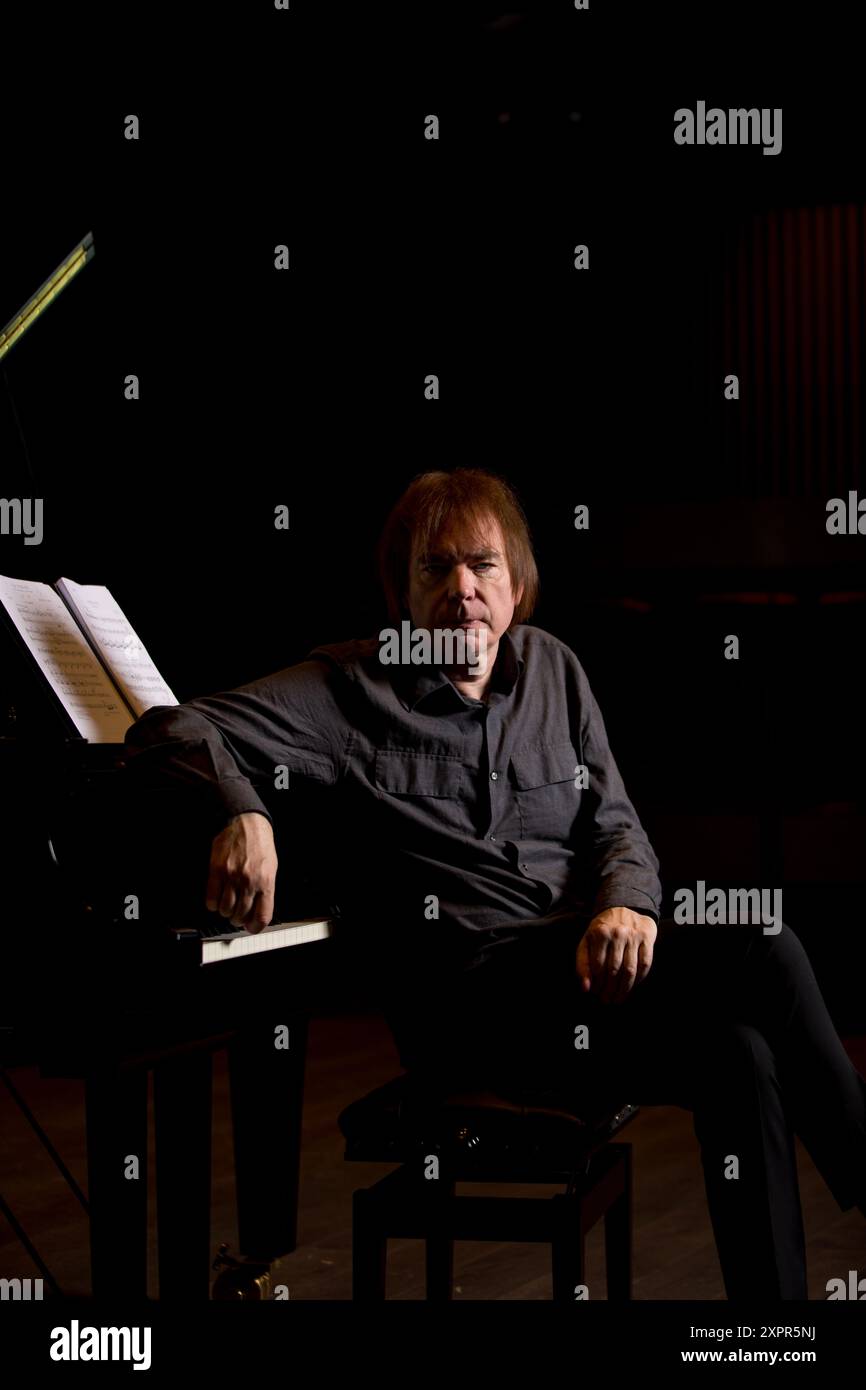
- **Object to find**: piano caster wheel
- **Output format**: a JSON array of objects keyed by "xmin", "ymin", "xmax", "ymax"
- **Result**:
[{"xmin": 211, "ymin": 1242, "xmax": 282, "ymax": 1300}]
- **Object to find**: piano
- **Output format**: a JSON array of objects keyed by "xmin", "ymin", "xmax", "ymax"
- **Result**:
[
  {"xmin": 2, "ymin": 252, "xmax": 341, "ymax": 1301},
  {"xmin": 1, "ymin": 240, "xmax": 340, "ymax": 1298}
]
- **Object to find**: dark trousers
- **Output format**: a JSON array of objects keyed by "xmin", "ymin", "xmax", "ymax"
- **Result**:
[{"xmin": 380, "ymin": 914, "xmax": 866, "ymax": 1301}]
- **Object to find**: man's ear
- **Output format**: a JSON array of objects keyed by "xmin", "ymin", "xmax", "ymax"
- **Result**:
[{"xmin": 513, "ymin": 581, "xmax": 525, "ymax": 609}]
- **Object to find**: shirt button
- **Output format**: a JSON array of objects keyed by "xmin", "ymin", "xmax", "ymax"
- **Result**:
[
  {"xmin": 490, "ymin": 771, "xmax": 498, "ymax": 781},
  {"xmin": 489, "ymin": 834, "xmax": 496, "ymax": 841},
  {"xmin": 521, "ymin": 863, "xmax": 528, "ymax": 871}
]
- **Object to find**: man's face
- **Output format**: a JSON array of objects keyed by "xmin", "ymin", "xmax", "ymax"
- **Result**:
[{"xmin": 403, "ymin": 516, "xmax": 524, "ymax": 670}]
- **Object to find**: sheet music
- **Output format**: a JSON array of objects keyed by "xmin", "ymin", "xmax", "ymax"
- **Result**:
[
  {"xmin": 0, "ymin": 574, "xmax": 131, "ymax": 741},
  {"xmin": 56, "ymin": 578, "xmax": 177, "ymax": 718}
]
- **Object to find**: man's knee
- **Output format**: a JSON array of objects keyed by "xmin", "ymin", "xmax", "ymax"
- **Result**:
[
  {"xmin": 701, "ymin": 1019, "xmax": 777, "ymax": 1085},
  {"xmin": 751, "ymin": 919, "xmax": 817, "ymax": 993}
]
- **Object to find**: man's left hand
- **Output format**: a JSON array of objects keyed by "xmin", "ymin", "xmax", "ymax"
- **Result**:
[{"xmin": 576, "ymin": 906, "xmax": 657, "ymax": 1004}]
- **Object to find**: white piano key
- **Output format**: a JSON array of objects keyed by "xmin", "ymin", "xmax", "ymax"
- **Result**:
[{"xmin": 201, "ymin": 917, "xmax": 334, "ymax": 966}]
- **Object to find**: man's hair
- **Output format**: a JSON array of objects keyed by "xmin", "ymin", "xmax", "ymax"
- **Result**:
[{"xmin": 376, "ymin": 468, "xmax": 539, "ymax": 628}]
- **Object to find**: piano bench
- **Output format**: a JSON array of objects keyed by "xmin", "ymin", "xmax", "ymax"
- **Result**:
[{"xmin": 338, "ymin": 1073, "xmax": 638, "ymax": 1301}]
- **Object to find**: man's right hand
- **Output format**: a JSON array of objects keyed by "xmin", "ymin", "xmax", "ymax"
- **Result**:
[{"xmin": 205, "ymin": 811, "xmax": 278, "ymax": 933}]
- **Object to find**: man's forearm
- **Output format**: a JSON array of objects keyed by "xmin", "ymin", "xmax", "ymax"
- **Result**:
[{"xmin": 123, "ymin": 704, "xmax": 274, "ymax": 826}]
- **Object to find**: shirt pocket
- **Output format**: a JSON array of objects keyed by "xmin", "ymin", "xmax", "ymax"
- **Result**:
[
  {"xmin": 279, "ymin": 751, "xmax": 338, "ymax": 787},
  {"xmin": 373, "ymin": 748, "xmax": 467, "ymax": 834},
  {"xmin": 508, "ymin": 739, "xmax": 583, "ymax": 841}
]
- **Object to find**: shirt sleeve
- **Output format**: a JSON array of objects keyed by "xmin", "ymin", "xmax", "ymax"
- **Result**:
[
  {"xmin": 122, "ymin": 658, "xmax": 347, "ymax": 828},
  {"xmin": 571, "ymin": 656, "xmax": 663, "ymax": 923}
]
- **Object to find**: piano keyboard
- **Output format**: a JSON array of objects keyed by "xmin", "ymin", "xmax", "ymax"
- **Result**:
[{"xmin": 193, "ymin": 918, "xmax": 334, "ymax": 966}]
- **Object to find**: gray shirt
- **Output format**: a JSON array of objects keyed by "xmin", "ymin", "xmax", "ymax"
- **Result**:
[{"xmin": 123, "ymin": 623, "xmax": 662, "ymax": 967}]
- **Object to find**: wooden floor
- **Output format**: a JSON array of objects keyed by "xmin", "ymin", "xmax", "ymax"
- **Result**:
[{"xmin": 1, "ymin": 1011, "xmax": 864, "ymax": 1301}]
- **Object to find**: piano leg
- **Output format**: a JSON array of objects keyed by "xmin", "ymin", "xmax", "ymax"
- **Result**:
[
  {"xmin": 228, "ymin": 1013, "xmax": 309, "ymax": 1261},
  {"xmin": 153, "ymin": 1048, "xmax": 213, "ymax": 1300},
  {"xmin": 85, "ymin": 1066, "xmax": 149, "ymax": 1300}
]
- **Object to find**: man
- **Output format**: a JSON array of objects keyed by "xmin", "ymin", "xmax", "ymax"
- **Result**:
[{"xmin": 123, "ymin": 467, "xmax": 866, "ymax": 1300}]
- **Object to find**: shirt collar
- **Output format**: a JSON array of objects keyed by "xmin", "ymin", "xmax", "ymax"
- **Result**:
[{"xmin": 393, "ymin": 626, "xmax": 525, "ymax": 712}]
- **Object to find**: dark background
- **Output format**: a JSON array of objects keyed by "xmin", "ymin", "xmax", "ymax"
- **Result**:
[{"xmin": 2, "ymin": 5, "xmax": 865, "ymax": 1023}]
